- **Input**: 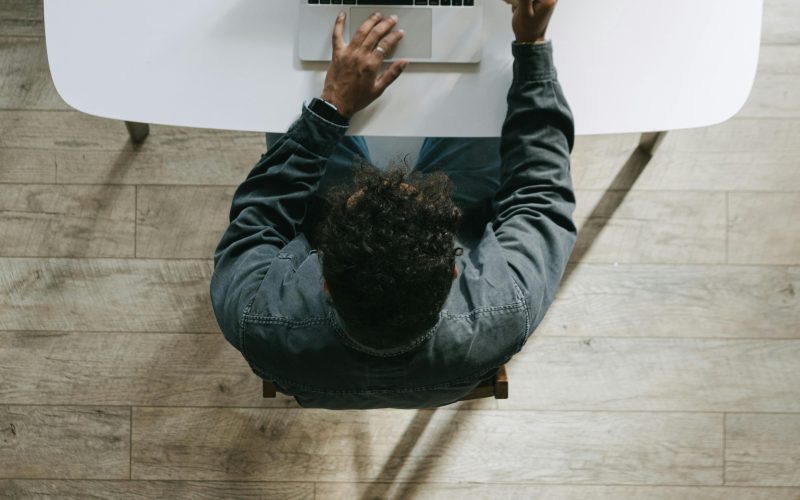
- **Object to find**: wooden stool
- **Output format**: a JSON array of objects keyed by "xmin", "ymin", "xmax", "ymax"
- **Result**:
[{"xmin": 262, "ymin": 365, "xmax": 508, "ymax": 402}]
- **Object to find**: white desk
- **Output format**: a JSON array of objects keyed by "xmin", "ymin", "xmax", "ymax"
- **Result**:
[{"xmin": 44, "ymin": 0, "xmax": 762, "ymax": 138}]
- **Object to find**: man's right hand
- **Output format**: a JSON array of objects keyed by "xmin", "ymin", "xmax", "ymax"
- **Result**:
[
  {"xmin": 512, "ymin": 0, "xmax": 558, "ymax": 44},
  {"xmin": 320, "ymin": 12, "xmax": 408, "ymax": 118}
]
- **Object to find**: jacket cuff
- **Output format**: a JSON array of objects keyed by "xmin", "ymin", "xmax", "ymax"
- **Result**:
[
  {"xmin": 286, "ymin": 102, "xmax": 350, "ymax": 157},
  {"xmin": 512, "ymin": 40, "xmax": 557, "ymax": 83}
]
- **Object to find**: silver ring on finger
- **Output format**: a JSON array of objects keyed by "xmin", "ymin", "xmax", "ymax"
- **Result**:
[{"xmin": 375, "ymin": 45, "xmax": 386, "ymax": 56}]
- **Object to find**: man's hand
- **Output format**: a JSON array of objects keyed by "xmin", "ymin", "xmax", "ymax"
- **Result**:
[
  {"xmin": 320, "ymin": 12, "xmax": 409, "ymax": 118},
  {"xmin": 511, "ymin": 0, "xmax": 557, "ymax": 43}
]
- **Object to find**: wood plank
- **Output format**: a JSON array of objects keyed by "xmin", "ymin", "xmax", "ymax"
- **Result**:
[
  {"xmin": 570, "ymin": 119, "xmax": 800, "ymax": 192},
  {"xmin": 728, "ymin": 192, "xmax": 800, "ymax": 265},
  {"xmin": 739, "ymin": 73, "xmax": 800, "ymax": 119},
  {"xmin": 0, "ymin": 331, "xmax": 295, "ymax": 407},
  {"xmin": 0, "ymin": 329, "xmax": 492, "ymax": 410},
  {"xmin": 763, "ymin": 0, "xmax": 800, "ymax": 44},
  {"xmin": 0, "ymin": 258, "xmax": 218, "ymax": 332},
  {"xmin": 540, "ymin": 264, "xmax": 800, "ymax": 339},
  {"xmin": 0, "ymin": 0, "xmax": 43, "ymax": 37},
  {"xmin": 0, "ymin": 36, "xmax": 67, "ymax": 110},
  {"xmin": 7, "ymin": 331, "xmax": 800, "ymax": 415},
  {"xmin": 60, "ymin": 127, "xmax": 790, "ymax": 192},
  {"xmin": 4, "ymin": 260, "xmax": 791, "ymax": 339},
  {"xmin": 503, "ymin": 337, "xmax": 800, "ymax": 412},
  {"xmin": 0, "ymin": 110, "xmax": 262, "ymax": 186},
  {"xmin": 49, "ymin": 132, "xmax": 799, "ymax": 191},
  {"xmin": 0, "ymin": 110, "xmax": 265, "ymax": 152},
  {"xmin": 136, "ymin": 186, "xmax": 234, "ymax": 259},
  {"xmin": 0, "ymin": 480, "xmax": 313, "ymax": 499},
  {"xmin": 0, "ymin": 184, "xmax": 135, "ymax": 257},
  {"xmin": 0, "ymin": 148, "xmax": 55, "ymax": 183},
  {"xmin": 131, "ymin": 407, "xmax": 723, "ymax": 485},
  {"xmin": 135, "ymin": 185, "xmax": 739, "ymax": 264},
  {"xmin": 4, "ymin": 112, "xmax": 798, "ymax": 192},
  {"xmin": 569, "ymin": 133, "xmax": 640, "ymax": 190},
  {"xmin": 0, "ymin": 406, "xmax": 128, "ymax": 479},
  {"xmin": 572, "ymin": 190, "xmax": 727, "ymax": 264},
  {"xmin": 624, "ymin": 150, "xmax": 800, "ymax": 193},
  {"xmin": 316, "ymin": 483, "xmax": 800, "ymax": 500},
  {"xmin": 738, "ymin": 45, "xmax": 800, "ymax": 119},
  {"xmin": 2, "ymin": 483, "xmax": 798, "ymax": 500},
  {"xmin": 7, "ymin": 333, "xmax": 796, "ymax": 414},
  {"xmin": 55, "ymin": 149, "xmax": 254, "ymax": 186},
  {"xmin": 757, "ymin": 44, "xmax": 800, "ymax": 75},
  {"xmin": 726, "ymin": 413, "xmax": 800, "ymax": 487},
  {"xmin": 665, "ymin": 118, "xmax": 800, "ymax": 154}
]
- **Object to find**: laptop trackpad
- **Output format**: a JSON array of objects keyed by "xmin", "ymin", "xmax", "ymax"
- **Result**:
[{"xmin": 349, "ymin": 7, "xmax": 432, "ymax": 60}]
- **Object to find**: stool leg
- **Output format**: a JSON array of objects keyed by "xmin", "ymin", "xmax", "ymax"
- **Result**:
[
  {"xmin": 262, "ymin": 379, "xmax": 277, "ymax": 398},
  {"xmin": 125, "ymin": 121, "xmax": 150, "ymax": 144},
  {"xmin": 638, "ymin": 131, "xmax": 667, "ymax": 156},
  {"xmin": 494, "ymin": 365, "xmax": 509, "ymax": 399}
]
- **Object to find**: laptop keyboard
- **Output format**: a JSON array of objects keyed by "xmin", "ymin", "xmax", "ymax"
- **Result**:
[{"xmin": 308, "ymin": 1, "xmax": 475, "ymax": 6}]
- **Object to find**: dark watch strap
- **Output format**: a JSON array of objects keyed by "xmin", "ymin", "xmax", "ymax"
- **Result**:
[{"xmin": 309, "ymin": 98, "xmax": 350, "ymax": 127}]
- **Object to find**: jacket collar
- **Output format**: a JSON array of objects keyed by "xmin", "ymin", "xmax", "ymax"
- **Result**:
[{"xmin": 327, "ymin": 306, "xmax": 437, "ymax": 358}]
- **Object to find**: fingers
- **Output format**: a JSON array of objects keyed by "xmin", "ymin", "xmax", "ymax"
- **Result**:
[
  {"xmin": 350, "ymin": 11, "xmax": 384, "ymax": 47},
  {"xmin": 362, "ymin": 15, "xmax": 398, "ymax": 51},
  {"xmin": 375, "ymin": 59, "xmax": 409, "ymax": 94},
  {"xmin": 332, "ymin": 11, "xmax": 346, "ymax": 53},
  {"xmin": 374, "ymin": 29, "xmax": 405, "ymax": 59}
]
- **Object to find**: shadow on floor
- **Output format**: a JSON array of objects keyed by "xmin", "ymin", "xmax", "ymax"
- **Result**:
[
  {"xmin": 562, "ymin": 139, "xmax": 659, "ymax": 285},
  {"xmin": 59, "ymin": 134, "xmax": 141, "ymax": 258},
  {"xmin": 356, "ymin": 406, "xmax": 480, "ymax": 500}
]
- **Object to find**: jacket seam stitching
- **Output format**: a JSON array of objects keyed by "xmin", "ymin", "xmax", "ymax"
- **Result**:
[
  {"xmin": 510, "ymin": 276, "xmax": 531, "ymax": 335},
  {"xmin": 243, "ymin": 302, "xmax": 525, "ymax": 327},
  {"xmin": 440, "ymin": 301, "xmax": 524, "ymax": 319},
  {"xmin": 243, "ymin": 314, "xmax": 327, "ymax": 327}
]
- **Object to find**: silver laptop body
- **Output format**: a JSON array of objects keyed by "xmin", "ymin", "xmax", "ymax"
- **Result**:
[{"xmin": 298, "ymin": 1, "xmax": 484, "ymax": 63}]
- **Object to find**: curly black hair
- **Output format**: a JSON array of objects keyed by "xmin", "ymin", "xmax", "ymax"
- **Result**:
[{"xmin": 314, "ymin": 160, "xmax": 463, "ymax": 350}]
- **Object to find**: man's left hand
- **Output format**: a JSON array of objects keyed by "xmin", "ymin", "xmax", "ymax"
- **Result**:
[{"xmin": 320, "ymin": 11, "xmax": 409, "ymax": 118}]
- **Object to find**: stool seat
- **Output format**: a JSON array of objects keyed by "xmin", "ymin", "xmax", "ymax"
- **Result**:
[{"xmin": 261, "ymin": 365, "xmax": 509, "ymax": 404}]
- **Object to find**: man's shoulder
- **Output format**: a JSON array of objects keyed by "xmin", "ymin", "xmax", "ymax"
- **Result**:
[
  {"xmin": 246, "ymin": 236, "xmax": 328, "ymax": 322},
  {"xmin": 448, "ymin": 224, "xmax": 530, "ymax": 318}
]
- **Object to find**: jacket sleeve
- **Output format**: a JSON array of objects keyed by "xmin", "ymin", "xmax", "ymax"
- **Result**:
[
  {"xmin": 492, "ymin": 41, "xmax": 578, "ymax": 336},
  {"xmin": 210, "ymin": 104, "xmax": 349, "ymax": 351}
]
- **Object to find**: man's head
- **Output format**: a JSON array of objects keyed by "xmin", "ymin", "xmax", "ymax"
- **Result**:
[{"xmin": 314, "ymin": 161, "xmax": 463, "ymax": 350}]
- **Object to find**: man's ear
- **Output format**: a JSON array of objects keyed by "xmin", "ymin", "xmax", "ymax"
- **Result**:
[
  {"xmin": 323, "ymin": 278, "xmax": 329, "ymax": 294},
  {"xmin": 453, "ymin": 265, "xmax": 458, "ymax": 280}
]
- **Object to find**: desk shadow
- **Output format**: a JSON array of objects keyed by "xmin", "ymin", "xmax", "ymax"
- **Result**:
[
  {"xmin": 57, "ymin": 135, "xmax": 141, "ymax": 259},
  {"xmin": 562, "ymin": 140, "xmax": 658, "ymax": 285}
]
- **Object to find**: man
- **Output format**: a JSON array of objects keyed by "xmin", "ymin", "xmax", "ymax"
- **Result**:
[{"xmin": 211, "ymin": 0, "xmax": 576, "ymax": 409}]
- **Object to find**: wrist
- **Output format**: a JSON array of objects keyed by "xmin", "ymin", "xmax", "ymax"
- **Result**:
[
  {"xmin": 320, "ymin": 91, "xmax": 353, "ymax": 118},
  {"xmin": 515, "ymin": 35, "xmax": 547, "ymax": 45},
  {"xmin": 310, "ymin": 97, "xmax": 351, "ymax": 126}
]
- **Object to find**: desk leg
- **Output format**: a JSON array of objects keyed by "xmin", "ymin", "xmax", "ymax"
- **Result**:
[
  {"xmin": 125, "ymin": 121, "xmax": 150, "ymax": 144},
  {"xmin": 638, "ymin": 131, "xmax": 667, "ymax": 156}
]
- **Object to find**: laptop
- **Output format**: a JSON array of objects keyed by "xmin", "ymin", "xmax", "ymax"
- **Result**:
[{"xmin": 298, "ymin": 1, "xmax": 484, "ymax": 63}]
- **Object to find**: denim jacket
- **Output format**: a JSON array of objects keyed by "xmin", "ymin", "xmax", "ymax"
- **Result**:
[{"xmin": 211, "ymin": 42, "xmax": 577, "ymax": 409}]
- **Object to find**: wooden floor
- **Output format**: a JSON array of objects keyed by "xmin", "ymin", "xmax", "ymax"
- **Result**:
[{"xmin": 1, "ymin": 1, "xmax": 799, "ymax": 499}]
